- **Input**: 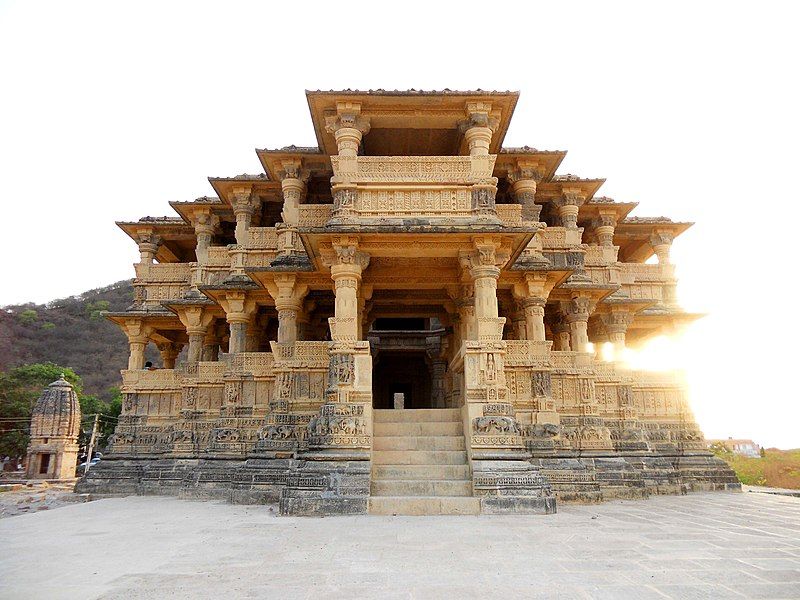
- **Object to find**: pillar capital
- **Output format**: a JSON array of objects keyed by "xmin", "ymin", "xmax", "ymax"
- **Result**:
[
  {"xmin": 460, "ymin": 101, "xmax": 500, "ymax": 157},
  {"xmin": 218, "ymin": 291, "xmax": 257, "ymax": 325},
  {"xmin": 650, "ymin": 230, "xmax": 674, "ymax": 264},
  {"xmin": 266, "ymin": 273, "xmax": 309, "ymax": 313},
  {"xmin": 191, "ymin": 210, "xmax": 219, "ymax": 237},
  {"xmin": 561, "ymin": 295, "xmax": 594, "ymax": 324},
  {"xmin": 325, "ymin": 103, "xmax": 371, "ymax": 157},
  {"xmin": 556, "ymin": 189, "xmax": 586, "ymax": 229},
  {"xmin": 593, "ymin": 210, "xmax": 617, "ymax": 246},
  {"xmin": 134, "ymin": 229, "xmax": 161, "ymax": 264}
]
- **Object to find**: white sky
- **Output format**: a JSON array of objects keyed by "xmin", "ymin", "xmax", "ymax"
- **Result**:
[{"xmin": 1, "ymin": 1, "xmax": 798, "ymax": 448}]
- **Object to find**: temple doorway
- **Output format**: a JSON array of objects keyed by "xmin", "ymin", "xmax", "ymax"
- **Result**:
[{"xmin": 372, "ymin": 351, "xmax": 432, "ymax": 409}]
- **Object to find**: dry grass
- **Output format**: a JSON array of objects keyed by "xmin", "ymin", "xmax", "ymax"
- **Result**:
[{"xmin": 713, "ymin": 447, "xmax": 800, "ymax": 489}]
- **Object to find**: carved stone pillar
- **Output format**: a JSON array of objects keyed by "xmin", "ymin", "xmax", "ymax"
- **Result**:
[
  {"xmin": 602, "ymin": 310, "xmax": 634, "ymax": 360},
  {"xmin": 563, "ymin": 295, "xmax": 593, "ymax": 353},
  {"xmin": 327, "ymin": 238, "xmax": 370, "ymax": 342},
  {"xmin": 123, "ymin": 320, "xmax": 153, "ymax": 370},
  {"xmin": 430, "ymin": 359, "xmax": 448, "ymax": 408},
  {"xmin": 267, "ymin": 273, "xmax": 309, "ymax": 345},
  {"xmin": 231, "ymin": 190, "xmax": 257, "ymax": 246},
  {"xmin": 462, "ymin": 101, "xmax": 497, "ymax": 158},
  {"xmin": 202, "ymin": 327, "xmax": 220, "ymax": 362},
  {"xmin": 651, "ymin": 231, "xmax": 674, "ymax": 264},
  {"xmin": 192, "ymin": 211, "xmax": 219, "ymax": 264},
  {"xmin": 509, "ymin": 162, "xmax": 544, "ymax": 222},
  {"xmin": 512, "ymin": 273, "xmax": 556, "ymax": 343},
  {"xmin": 173, "ymin": 306, "xmax": 215, "ymax": 364},
  {"xmin": 135, "ymin": 231, "xmax": 160, "ymax": 264},
  {"xmin": 594, "ymin": 211, "xmax": 617, "ymax": 247},
  {"xmin": 218, "ymin": 292, "xmax": 256, "ymax": 355},
  {"xmin": 325, "ymin": 102, "xmax": 371, "ymax": 158},
  {"xmin": 510, "ymin": 301, "xmax": 527, "ymax": 340},
  {"xmin": 522, "ymin": 297, "xmax": 547, "ymax": 342},
  {"xmin": 557, "ymin": 190, "xmax": 585, "ymax": 229},
  {"xmin": 552, "ymin": 319, "xmax": 572, "ymax": 351},
  {"xmin": 158, "ymin": 342, "xmax": 182, "ymax": 369}
]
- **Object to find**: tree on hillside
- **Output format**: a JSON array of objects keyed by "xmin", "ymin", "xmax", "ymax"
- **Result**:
[{"xmin": 0, "ymin": 363, "xmax": 82, "ymax": 459}]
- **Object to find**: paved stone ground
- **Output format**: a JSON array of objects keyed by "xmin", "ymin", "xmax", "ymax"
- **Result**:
[{"xmin": 1, "ymin": 492, "xmax": 798, "ymax": 599}]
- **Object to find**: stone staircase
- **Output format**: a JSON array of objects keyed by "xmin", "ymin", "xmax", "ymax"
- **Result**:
[{"xmin": 368, "ymin": 408, "xmax": 480, "ymax": 515}]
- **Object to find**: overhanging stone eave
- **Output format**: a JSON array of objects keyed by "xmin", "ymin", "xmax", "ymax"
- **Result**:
[
  {"xmin": 299, "ymin": 227, "xmax": 534, "ymax": 272},
  {"xmin": 305, "ymin": 89, "xmax": 519, "ymax": 155}
]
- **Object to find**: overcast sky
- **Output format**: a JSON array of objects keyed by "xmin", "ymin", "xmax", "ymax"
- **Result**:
[{"xmin": 1, "ymin": 1, "xmax": 798, "ymax": 448}]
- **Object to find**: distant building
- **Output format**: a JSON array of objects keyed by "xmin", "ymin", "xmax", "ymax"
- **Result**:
[
  {"xmin": 708, "ymin": 438, "xmax": 761, "ymax": 458},
  {"xmin": 25, "ymin": 376, "xmax": 81, "ymax": 480}
]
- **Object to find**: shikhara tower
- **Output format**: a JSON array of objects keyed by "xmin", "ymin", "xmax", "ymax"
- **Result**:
[{"xmin": 78, "ymin": 90, "xmax": 738, "ymax": 514}]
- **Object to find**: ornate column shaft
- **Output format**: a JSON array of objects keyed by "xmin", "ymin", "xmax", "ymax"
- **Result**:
[
  {"xmin": 231, "ymin": 190, "xmax": 257, "ymax": 246},
  {"xmin": 267, "ymin": 273, "xmax": 309, "ymax": 345},
  {"xmin": 325, "ymin": 102, "xmax": 371, "ymax": 158},
  {"xmin": 651, "ymin": 231, "xmax": 674, "ymax": 264},
  {"xmin": 123, "ymin": 320, "xmax": 153, "ymax": 370},
  {"xmin": 557, "ymin": 191, "xmax": 585, "ymax": 229},
  {"xmin": 202, "ymin": 328, "xmax": 220, "ymax": 362},
  {"xmin": 603, "ymin": 310, "xmax": 634, "ymax": 360},
  {"xmin": 522, "ymin": 297, "xmax": 547, "ymax": 342},
  {"xmin": 217, "ymin": 292, "xmax": 255, "ymax": 355},
  {"xmin": 158, "ymin": 342, "xmax": 181, "ymax": 369},
  {"xmin": 135, "ymin": 231, "xmax": 161, "ymax": 264},
  {"xmin": 594, "ymin": 211, "xmax": 617, "ymax": 247},
  {"xmin": 509, "ymin": 162, "xmax": 544, "ymax": 222},
  {"xmin": 192, "ymin": 212, "xmax": 219, "ymax": 264},
  {"xmin": 563, "ymin": 295, "xmax": 594, "ymax": 353}
]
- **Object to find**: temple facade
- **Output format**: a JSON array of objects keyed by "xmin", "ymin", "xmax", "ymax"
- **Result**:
[{"xmin": 78, "ymin": 90, "xmax": 738, "ymax": 515}]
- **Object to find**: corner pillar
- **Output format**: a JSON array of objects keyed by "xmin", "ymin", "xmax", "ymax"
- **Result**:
[
  {"xmin": 557, "ymin": 190, "xmax": 586, "ymax": 229},
  {"xmin": 123, "ymin": 320, "xmax": 153, "ymax": 370},
  {"xmin": 562, "ymin": 295, "xmax": 595, "ymax": 353}
]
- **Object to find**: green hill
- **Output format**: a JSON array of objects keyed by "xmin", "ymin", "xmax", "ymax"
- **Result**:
[{"xmin": 0, "ymin": 280, "xmax": 158, "ymax": 400}]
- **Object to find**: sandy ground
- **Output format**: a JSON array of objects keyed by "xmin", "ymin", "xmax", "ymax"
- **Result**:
[{"xmin": 1, "ymin": 492, "xmax": 799, "ymax": 599}]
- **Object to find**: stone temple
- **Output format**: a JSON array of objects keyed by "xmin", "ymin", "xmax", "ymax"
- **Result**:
[{"xmin": 78, "ymin": 89, "xmax": 739, "ymax": 515}]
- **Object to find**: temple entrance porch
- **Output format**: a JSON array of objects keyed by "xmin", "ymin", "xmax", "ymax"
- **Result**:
[{"xmin": 372, "ymin": 350, "xmax": 432, "ymax": 409}]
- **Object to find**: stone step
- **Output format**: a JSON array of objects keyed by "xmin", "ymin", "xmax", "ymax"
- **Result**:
[
  {"xmin": 373, "ymin": 408, "xmax": 462, "ymax": 423},
  {"xmin": 371, "ymin": 479, "xmax": 473, "ymax": 497},
  {"xmin": 373, "ymin": 435, "xmax": 466, "ymax": 451},
  {"xmin": 373, "ymin": 464, "xmax": 471, "ymax": 480},
  {"xmin": 368, "ymin": 496, "xmax": 480, "ymax": 516},
  {"xmin": 372, "ymin": 450, "xmax": 467, "ymax": 465},
  {"xmin": 373, "ymin": 421, "xmax": 463, "ymax": 437}
]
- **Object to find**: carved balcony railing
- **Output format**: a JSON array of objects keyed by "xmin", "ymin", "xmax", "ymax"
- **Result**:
[
  {"xmin": 229, "ymin": 352, "xmax": 275, "ymax": 376},
  {"xmin": 206, "ymin": 246, "xmax": 231, "ymax": 267},
  {"xmin": 354, "ymin": 188, "xmax": 474, "ymax": 218},
  {"xmin": 503, "ymin": 340, "xmax": 552, "ymax": 366},
  {"xmin": 298, "ymin": 204, "xmax": 332, "ymax": 227},
  {"xmin": 620, "ymin": 262, "xmax": 675, "ymax": 284},
  {"xmin": 331, "ymin": 155, "xmax": 495, "ymax": 184},
  {"xmin": 620, "ymin": 282, "xmax": 665, "ymax": 303},
  {"xmin": 121, "ymin": 369, "xmax": 181, "ymax": 392},
  {"xmin": 135, "ymin": 263, "xmax": 192, "ymax": 282},
  {"xmin": 539, "ymin": 227, "xmax": 584, "ymax": 250},
  {"xmin": 134, "ymin": 263, "xmax": 192, "ymax": 308},
  {"xmin": 496, "ymin": 204, "xmax": 522, "ymax": 226},
  {"xmin": 246, "ymin": 227, "xmax": 279, "ymax": 250},
  {"xmin": 583, "ymin": 245, "xmax": 619, "ymax": 266}
]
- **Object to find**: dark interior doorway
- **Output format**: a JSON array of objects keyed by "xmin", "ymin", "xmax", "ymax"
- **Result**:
[{"xmin": 373, "ymin": 351, "xmax": 432, "ymax": 409}]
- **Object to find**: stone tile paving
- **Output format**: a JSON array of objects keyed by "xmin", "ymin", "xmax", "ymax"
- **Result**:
[{"xmin": 0, "ymin": 491, "xmax": 798, "ymax": 599}]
